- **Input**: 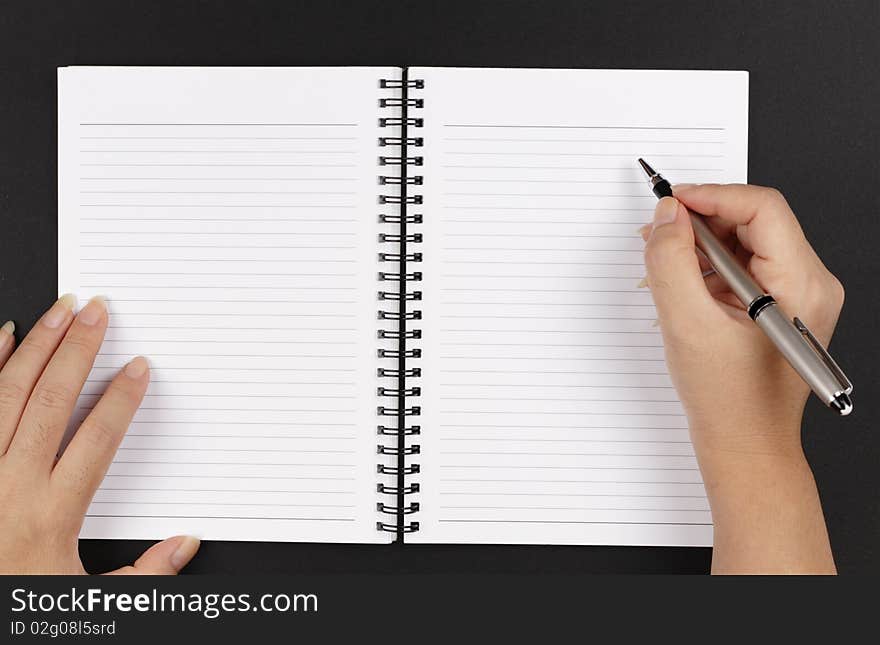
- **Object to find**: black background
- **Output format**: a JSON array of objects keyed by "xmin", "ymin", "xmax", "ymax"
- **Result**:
[{"xmin": 0, "ymin": 0, "xmax": 877, "ymax": 574}]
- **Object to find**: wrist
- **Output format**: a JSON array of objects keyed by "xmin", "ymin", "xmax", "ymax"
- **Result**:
[{"xmin": 699, "ymin": 450, "xmax": 835, "ymax": 574}]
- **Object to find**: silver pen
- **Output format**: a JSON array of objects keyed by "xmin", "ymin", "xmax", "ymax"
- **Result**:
[{"xmin": 637, "ymin": 158, "xmax": 853, "ymax": 416}]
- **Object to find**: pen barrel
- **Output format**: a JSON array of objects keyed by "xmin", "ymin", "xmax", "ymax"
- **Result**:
[
  {"xmin": 753, "ymin": 304, "xmax": 845, "ymax": 405},
  {"xmin": 688, "ymin": 210, "xmax": 765, "ymax": 306}
]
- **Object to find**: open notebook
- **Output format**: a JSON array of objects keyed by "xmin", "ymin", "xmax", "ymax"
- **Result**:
[{"xmin": 58, "ymin": 66, "xmax": 748, "ymax": 546}]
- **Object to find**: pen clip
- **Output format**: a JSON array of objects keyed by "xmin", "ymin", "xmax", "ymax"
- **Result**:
[{"xmin": 793, "ymin": 317, "xmax": 853, "ymax": 394}]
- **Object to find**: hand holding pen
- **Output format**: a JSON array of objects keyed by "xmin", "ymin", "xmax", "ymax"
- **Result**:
[
  {"xmin": 639, "ymin": 160, "xmax": 852, "ymax": 415},
  {"xmin": 637, "ymin": 176, "xmax": 843, "ymax": 573}
]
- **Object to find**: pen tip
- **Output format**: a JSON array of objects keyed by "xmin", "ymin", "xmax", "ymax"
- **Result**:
[{"xmin": 637, "ymin": 157, "xmax": 656, "ymax": 177}]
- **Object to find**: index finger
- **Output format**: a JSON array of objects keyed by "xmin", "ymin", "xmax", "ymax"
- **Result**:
[{"xmin": 673, "ymin": 183, "xmax": 808, "ymax": 263}]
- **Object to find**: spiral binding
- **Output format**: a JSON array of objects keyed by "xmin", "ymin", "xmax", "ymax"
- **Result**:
[{"xmin": 377, "ymin": 71, "xmax": 423, "ymax": 537}]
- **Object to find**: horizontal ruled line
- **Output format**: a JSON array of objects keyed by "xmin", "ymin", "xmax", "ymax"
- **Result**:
[
  {"xmin": 445, "ymin": 152, "xmax": 723, "ymax": 158},
  {"xmin": 80, "ymin": 122, "xmax": 358, "ymax": 127},
  {"xmin": 80, "ymin": 136, "xmax": 358, "ymax": 141},
  {"xmin": 104, "ymin": 325, "xmax": 355, "ymax": 330},
  {"xmin": 116, "ymin": 447, "xmax": 356, "ymax": 454},
  {"xmin": 81, "ymin": 232, "xmax": 355, "ymax": 238},
  {"xmin": 99, "ymin": 487, "xmax": 355, "ymax": 494},
  {"xmin": 82, "ymin": 164, "xmax": 358, "ymax": 168},
  {"xmin": 90, "ymin": 381, "xmax": 356, "ymax": 386},
  {"xmin": 439, "ymin": 424, "xmax": 687, "ymax": 430},
  {"xmin": 126, "ymin": 421, "xmax": 355, "ymax": 425},
  {"xmin": 441, "ymin": 303, "xmax": 651, "ymax": 308},
  {"xmin": 445, "ymin": 178, "xmax": 646, "ymax": 184},
  {"xmin": 441, "ymin": 478, "xmax": 701, "ymax": 484},
  {"xmin": 439, "ymin": 437, "xmax": 688, "ymax": 443},
  {"xmin": 95, "ymin": 367, "xmax": 356, "ymax": 372},
  {"xmin": 90, "ymin": 501, "xmax": 356, "ymax": 508},
  {"xmin": 79, "ymin": 204, "xmax": 357, "ymax": 208},
  {"xmin": 437, "ymin": 519, "xmax": 711, "ymax": 526},
  {"xmin": 443, "ymin": 137, "xmax": 724, "ymax": 143},
  {"xmin": 440, "ymin": 329, "xmax": 659, "ymax": 334},
  {"xmin": 124, "ymin": 434, "xmax": 356, "ymax": 440},
  {"xmin": 86, "ymin": 406, "xmax": 356, "ymax": 412},
  {"xmin": 439, "ymin": 411, "xmax": 685, "ymax": 417},
  {"xmin": 441, "ymin": 287, "xmax": 645, "ymax": 293},
  {"xmin": 86, "ymin": 515, "xmax": 356, "ymax": 521},
  {"xmin": 80, "ymin": 150, "xmax": 357, "ymax": 154},
  {"xmin": 109, "ymin": 461, "xmax": 356, "ymax": 467},
  {"xmin": 84, "ymin": 393, "xmax": 356, "ymax": 399},
  {"xmin": 98, "ymin": 298, "xmax": 356, "ymax": 303},
  {"xmin": 84, "ymin": 271, "xmax": 355, "ymax": 276},
  {"xmin": 79, "ymin": 177, "xmax": 358, "ymax": 180},
  {"xmin": 439, "ymin": 343, "xmax": 661, "ymax": 348},
  {"xmin": 439, "ymin": 315, "xmax": 655, "ymax": 320},
  {"xmin": 441, "ymin": 370, "xmax": 669, "ymax": 376},
  {"xmin": 83, "ymin": 286, "xmax": 357, "ymax": 291},
  {"xmin": 104, "ymin": 474, "xmax": 356, "ymax": 481},
  {"xmin": 82, "ymin": 247, "xmax": 356, "ymax": 252},
  {"xmin": 441, "ymin": 165, "xmax": 723, "ymax": 171},
  {"xmin": 439, "ymin": 465, "xmax": 698, "ymax": 470},
  {"xmin": 443, "ymin": 234, "xmax": 640, "ymax": 239},
  {"xmin": 81, "ymin": 260, "xmax": 358, "ymax": 263},
  {"xmin": 81, "ymin": 218, "xmax": 357, "ymax": 222},
  {"xmin": 98, "ymin": 340, "xmax": 355, "ymax": 345},
  {"xmin": 441, "ymin": 383, "xmax": 673, "ymax": 389},
  {"xmin": 439, "ymin": 451, "xmax": 692, "ymax": 458},
  {"xmin": 442, "ymin": 124, "xmax": 725, "ymax": 131},
  {"xmin": 79, "ymin": 190, "xmax": 356, "ymax": 194},
  {"xmin": 443, "ymin": 261, "xmax": 645, "ymax": 266},
  {"xmin": 96, "ymin": 352, "xmax": 356, "ymax": 357},
  {"xmin": 440, "ymin": 506, "xmax": 707, "ymax": 512},
  {"xmin": 443, "ymin": 221, "xmax": 644, "ymax": 226},
  {"xmin": 442, "ymin": 205, "xmax": 653, "ymax": 212}
]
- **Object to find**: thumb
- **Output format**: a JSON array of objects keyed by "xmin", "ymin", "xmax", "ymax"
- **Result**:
[
  {"xmin": 105, "ymin": 535, "xmax": 200, "ymax": 575},
  {"xmin": 643, "ymin": 197, "xmax": 717, "ymax": 333}
]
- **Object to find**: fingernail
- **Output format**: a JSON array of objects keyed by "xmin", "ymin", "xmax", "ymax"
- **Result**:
[
  {"xmin": 672, "ymin": 183, "xmax": 699, "ymax": 191},
  {"xmin": 124, "ymin": 356, "xmax": 149, "ymax": 379},
  {"xmin": 637, "ymin": 224, "xmax": 652, "ymax": 237},
  {"xmin": 651, "ymin": 319, "xmax": 660, "ymax": 328},
  {"xmin": 636, "ymin": 277, "xmax": 648, "ymax": 288},
  {"xmin": 77, "ymin": 296, "xmax": 107, "ymax": 326},
  {"xmin": 42, "ymin": 294, "xmax": 77, "ymax": 329},
  {"xmin": 653, "ymin": 197, "xmax": 679, "ymax": 229},
  {"xmin": 170, "ymin": 536, "xmax": 201, "ymax": 571},
  {"xmin": 1, "ymin": 320, "xmax": 14, "ymax": 336}
]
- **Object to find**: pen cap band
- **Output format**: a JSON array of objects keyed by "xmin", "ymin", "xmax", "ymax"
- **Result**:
[{"xmin": 747, "ymin": 294, "xmax": 776, "ymax": 320}]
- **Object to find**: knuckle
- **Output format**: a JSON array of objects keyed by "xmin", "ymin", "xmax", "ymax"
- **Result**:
[
  {"xmin": 644, "ymin": 239, "xmax": 693, "ymax": 275},
  {"xmin": 761, "ymin": 186, "xmax": 789, "ymax": 209},
  {"xmin": 61, "ymin": 332, "xmax": 97, "ymax": 357},
  {"xmin": 16, "ymin": 418, "xmax": 62, "ymax": 458},
  {"xmin": 108, "ymin": 377, "xmax": 146, "ymax": 406},
  {"xmin": 32, "ymin": 382, "xmax": 78, "ymax": 410},
  {"xmin": 826, "ymin": 274, "xmax": 845, "ymax": 309},
  {"xmin": 0, "ymin": 379, "xmax": 29, "ymax": 414},
  {"xmin": 831, "ymin": 275, "xmax": 845, "ymax": 303},
  {"xmin": 17, "ymin": 335, "xmax": 51, "ymax": 359},
  {"xmin": 79, "ymin": 416, "xmax": 120, "ymax": 449}
]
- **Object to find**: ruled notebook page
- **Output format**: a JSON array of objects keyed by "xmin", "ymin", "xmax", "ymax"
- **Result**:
[
  {"xmin": 411, "ymin": 68, "xmax": 748, "ymax": 545},
  {"xmin": 58, "ymin": 67, "xmax": 397, "ymax": 542}
]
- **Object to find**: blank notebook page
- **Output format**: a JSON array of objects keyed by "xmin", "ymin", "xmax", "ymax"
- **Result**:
[
  {"xmin": 411, "ymin": 68, "xmax": 748, "ymax": 545},
  {"xmin": 58, "ymin": 67, "xmax": 395, "ymax": 542}
]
